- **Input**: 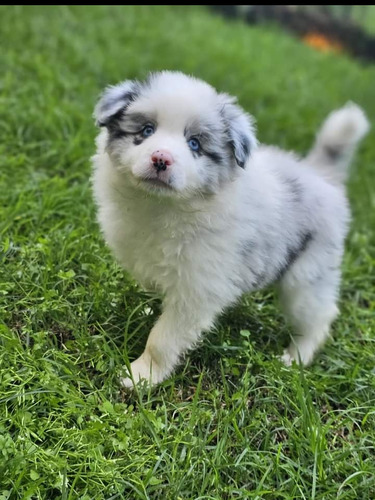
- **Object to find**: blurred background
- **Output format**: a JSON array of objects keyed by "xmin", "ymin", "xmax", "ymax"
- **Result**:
[{"xmin": 214, "ymin": 5, "xmax": 375, "ymax": 61}]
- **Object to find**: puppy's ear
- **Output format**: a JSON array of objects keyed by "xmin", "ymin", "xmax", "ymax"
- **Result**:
[
  {"xmin": 219, "ymin": 94, "xmax": 257, "ymax": 168},
  {"xmin": 94, "ymin": 80, "xmax": 140, "ymax": 127}
]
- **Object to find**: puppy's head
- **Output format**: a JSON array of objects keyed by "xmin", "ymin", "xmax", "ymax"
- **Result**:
[{"xmin": 94, "ymin": 71, "xmax": 257, "ymax": 197}]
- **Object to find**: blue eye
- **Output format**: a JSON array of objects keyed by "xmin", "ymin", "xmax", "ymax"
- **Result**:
[
  {"xmin": 188, "ymin": 138, "xmax": 200, "ymax": 151},
  {"xmin": 142, "ymin": 125, "xmax": 155, "ymax": 137}
]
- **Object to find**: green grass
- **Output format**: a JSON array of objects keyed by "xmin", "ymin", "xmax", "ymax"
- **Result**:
[{"xmin": 1, "ymin": 5, "xmax": 374, "ymax": 499}]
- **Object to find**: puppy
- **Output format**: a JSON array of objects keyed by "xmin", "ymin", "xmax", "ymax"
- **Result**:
[{"xmin": 92, "ymin": 71, "xmax": 369, "ymax": 387}]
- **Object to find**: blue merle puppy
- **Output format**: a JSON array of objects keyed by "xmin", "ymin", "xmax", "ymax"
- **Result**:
[{"xmin": 92, "ymin": 71, "xmax": 369, "ymax": 387}]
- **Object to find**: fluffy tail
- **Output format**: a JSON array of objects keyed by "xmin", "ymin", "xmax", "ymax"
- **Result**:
[{"xmin": 306, "ymin": 102, "xmax": 370, "ymax": 185}]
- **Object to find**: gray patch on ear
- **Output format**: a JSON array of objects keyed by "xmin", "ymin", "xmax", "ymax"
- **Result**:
[
  {"xmin": 93, "ymin": 80, "xmax": 141, "ymax": 127},
  {"xmin": 219, "ymin": 93, "xmax": 257, "ymax": 168}
]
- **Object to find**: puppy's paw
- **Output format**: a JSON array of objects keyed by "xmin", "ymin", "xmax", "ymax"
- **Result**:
[
  {"xmin": 279, "ymin": 347, "xmax": 313, "ymax": 366},
  {"xmin": 279, "ymin": 349, "xmax": 295, "ymax": 366},
  {"xmin": 120, "ymin": 353, "xmax": 163, "ymax": 389}
]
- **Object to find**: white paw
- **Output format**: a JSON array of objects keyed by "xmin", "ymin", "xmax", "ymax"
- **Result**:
[
  {"xmin": 279, "ymin": 346, "xmax": 313, "ymax": 366},
  {"xmin": 279, "ymin": 349, "xmax": 295, "ymax": 366},
  {"xmin": 120, "ymin": 353, "xmax": 163, "ymax": 389}
]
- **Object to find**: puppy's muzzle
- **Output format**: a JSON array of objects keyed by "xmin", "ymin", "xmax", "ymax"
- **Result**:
[{"xmin": 151, "ymin": 150, "xmax": 174, "ymax": 173}]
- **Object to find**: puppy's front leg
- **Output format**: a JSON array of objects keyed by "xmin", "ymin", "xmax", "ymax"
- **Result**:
[{"xmin": 120, "ymin": 299, "xmax": 217, "ymax": 388}]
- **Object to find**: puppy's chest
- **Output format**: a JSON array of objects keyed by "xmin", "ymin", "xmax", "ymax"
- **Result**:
[
  {"xmin": 118, "ymin": 214, "xmax": 201, "ymax": 284},
  {"xmin": 115, "ymin": 210, "xmax": 233, "ymax": 291}
]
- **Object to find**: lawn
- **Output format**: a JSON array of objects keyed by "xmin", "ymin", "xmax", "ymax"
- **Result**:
[{"xmin": 0, "ymin": 5, "xmax": 374, "ymax": 499}]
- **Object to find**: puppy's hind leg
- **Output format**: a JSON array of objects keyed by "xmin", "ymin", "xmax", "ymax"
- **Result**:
[{"xmin": 279, "ymin": 267, "xmax": 341, "ymax": 366}]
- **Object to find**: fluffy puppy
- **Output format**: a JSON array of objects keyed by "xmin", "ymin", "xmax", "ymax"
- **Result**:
[{"xmin": 92, "ymin": 71, "xmax": 369, "ymax": 387}]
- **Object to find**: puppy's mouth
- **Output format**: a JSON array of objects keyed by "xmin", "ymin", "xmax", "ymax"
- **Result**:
[{"xmin": 139, "ymin": 177, "xmax": 174, "ymax": 191}]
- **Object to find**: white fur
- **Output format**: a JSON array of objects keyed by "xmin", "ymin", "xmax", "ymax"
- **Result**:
[
  {"xmin": 306, "ymin": 102, "xmax": 370, "ymax": 184},
  {"xmin": 91, "ymin": 71, "xmax": 369, "ymax": 387}
]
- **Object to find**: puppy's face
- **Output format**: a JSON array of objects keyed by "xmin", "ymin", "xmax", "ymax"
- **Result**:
[{"xmin": 94, "ymin": 72, "xmax": 257, "ymax": 197}]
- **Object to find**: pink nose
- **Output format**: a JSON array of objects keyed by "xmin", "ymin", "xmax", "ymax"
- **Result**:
[{"xmin": 151, "ymin": 150, "xmax": 174, "ymax": 172}]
